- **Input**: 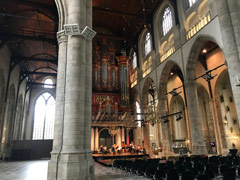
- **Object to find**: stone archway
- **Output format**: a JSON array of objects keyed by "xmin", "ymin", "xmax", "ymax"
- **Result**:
[
  {"xmin": 185, "ymin": 36, "xmax": 222, "ymax": 155},
  {"xmin": 141, "ymin": 78, "xmax": 159, "ymax": 155},
  {"xmin": 99, "ymin": 128, "xmax": 112, "ymax": 149},
  {"xmin": 169, "ymin": 95, "xmax": 187, "ymax": 141},
  {"xmin": 158, "ymin": 60, "xmax": 187, "ymax": 155},
  {"xmin": 215, "ymin": 70, "xmax": 240, "ymax": 152},
  {"xmin": 197, "ymin": 84, "xmax": 216, "ymax": 154}
]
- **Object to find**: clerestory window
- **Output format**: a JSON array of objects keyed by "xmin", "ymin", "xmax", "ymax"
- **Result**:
[
  {"xmin": 162, "ymin": 7, "xmax": 173, "ymax": 36},
  {"xmin": 132, "ymin": 51, "xmax": 137, "ymax": 69},
  {"xmin": 186, "ymin": 0, "xmax": 197, "ymax": 9},
  {"xmin": 144, "ymin": 32, "xmax": 151, "ymax": 56}
]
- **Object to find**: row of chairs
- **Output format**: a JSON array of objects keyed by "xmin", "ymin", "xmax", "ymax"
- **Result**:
[{"xmin": 112, "ymin": 155, "xmax": 240, "ymax": 180}]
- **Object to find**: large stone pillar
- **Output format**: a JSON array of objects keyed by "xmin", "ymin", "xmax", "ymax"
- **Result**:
[
  {"xmin": 51, "ymin": 30, "xmax": 67, "ymax": 154},
  {"xmin": 133, "ymin": 127, "xmax": 143, "ymax": 146},
  {"xmin": 158, "ymin": 96, "xmax": 171, "ymax": 156},
  {"xmin": 185, "ymin": 81, "xmax": 207, "ymax": 155},
  {"xmin": 48, "ymin": 0, "xmax": 93, "ymax": 179},
  {"xmin": 216, "ymin": 0, "xmax": 240, "ymax": 125}
]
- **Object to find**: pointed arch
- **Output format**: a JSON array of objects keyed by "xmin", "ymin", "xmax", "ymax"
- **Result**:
[{"xmin": 32, "ymin": 92, "xmax": 55, "ymax": 140}]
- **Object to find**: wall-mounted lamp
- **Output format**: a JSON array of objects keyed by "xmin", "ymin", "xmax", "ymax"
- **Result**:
[
  {"xmin": 176, "ymin": 114, "xmax": 182, "ymax": 121},
  {"xmin": 163, "ymin": 117, "xmax": 169, "ymax": 123},
  {"xmin": 166, "ymin": 86, "xmax": 182, "ymax": 97},
  {"xmin": 202, "ymin": 49, "xmax": 207, "ymax": 54},
  {"xmin": 195, "ymin": 61, "xmax": 227, "ymax": 82},
  {"xmin": 201, "ymin": 70, "xmax": 217, "ymax": 82}
]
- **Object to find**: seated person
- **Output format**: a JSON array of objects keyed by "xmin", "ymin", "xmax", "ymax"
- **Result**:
[
  {"xmin": 99, "ymin": 145, "xmax": 103, "ymax": 154},
  {"xmin": 117, "ymin": 146, "xmax": 122, "ymax": 154},
  {"xmin": 103, "ymin": 146, "xmax": 108, "ymax": 155}
]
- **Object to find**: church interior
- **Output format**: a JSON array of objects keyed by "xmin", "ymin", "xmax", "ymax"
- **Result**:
[{"xmin": 0, "ymin": 0, "xmax": 240, "ymax": 179}]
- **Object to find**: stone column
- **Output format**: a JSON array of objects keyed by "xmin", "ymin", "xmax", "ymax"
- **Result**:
[
  {"xmin": 48, "ymin": 0, "xmax": 94, "ymax": 179},
  {"xmin": 91, "ymin": 128, "xmax": 94, "ymax": 151},
  {"xmin": 116, "ymin": 127, "xmax": 121, "ymax": 147},
  {"xmin": 95, "ymin": 127, "xmax": 99, "ymax": 151},
  {"xmin": 47, "ymin": 30, "xmax": 67, "ymax": 179},
  {"xmin": 216, "ymin": 0, "xmax": 240, "ymax": 125},
  {"xmin": 51, "ymin": 30, "xmax": 67, "ymax": 154},
  {"xmin": 210, "ymin": 99, "xmax": 224, "ymax": 154},
  {"xmin": 143, "ymin": 124, "xmax": 151, "ymax": 154},
  {"xmin": 121, "ymin": 127, "xmax": 125, "ymax": 143},
  {"xmin": 126, "ymin": 129, "xmax": 130, "ymax": 145},
  {"xmin": 158, "ymin": 96, "xmax": 171, "ymax": 156},
  {"xmin": 133, "ymin": 127, "xmax": 143, "ymax": 146},
  {"xmin": 185, "ymin": 81, "xmax": 207, "ymax": 155}
]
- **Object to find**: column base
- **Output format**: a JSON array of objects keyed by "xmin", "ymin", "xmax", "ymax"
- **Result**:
[
  {"xmin": 47, "ymin": 151, "xmax": 94, "ymax": 180},
  {"xmin": 192, "ymin": 145, "xmax": 208, "ymax": 155}
]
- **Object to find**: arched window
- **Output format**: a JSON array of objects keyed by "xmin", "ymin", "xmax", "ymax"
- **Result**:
[
  {"xmin": 186, "ymin": 0, "xmax": 197, "ymax": 9},
  {"xmin": 162, "ymin": 7, "xmax": 173, "ymax": 36},
  {"xmin": 44, "ymin": 78, "xmax": 54, "ymax": 88},
  {"xmin": 136, "ymin": 101, "xmax": 141, "ymax": 127},
  {"xmin": 32, "ymin": 92, "xmax": 55, "ymax": 140},
  {"xmin": 132, "ymin": 51, "xmax": 137, "ymax": 69},
  {"xmin": 144, "ymin": 32, "xmax": 151, "ymax": 56}
]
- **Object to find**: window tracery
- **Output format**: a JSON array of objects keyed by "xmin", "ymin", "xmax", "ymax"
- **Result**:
[
  {"xmin": 132, "ymin": 51, "xmax": 137, "ymax": 69},
  {"xmin": 33, "ymin": 92, "xmax": 55, "ymax": 140},
  {"xmin": 186, "ymin": 0, "xmax": 197, "ymax": 9},
  {"xmin": 162, "ymin": 7, "xmax": 173, "ymax": 36},
  {"xmin": 144, "ymin": 32, "xmax": 151, "ymax": 56}
]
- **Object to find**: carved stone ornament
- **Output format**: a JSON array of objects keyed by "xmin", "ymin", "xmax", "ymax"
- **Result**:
[{"xmin": 57, "ymin": 30, "xmax": 68, "ymax": 44}]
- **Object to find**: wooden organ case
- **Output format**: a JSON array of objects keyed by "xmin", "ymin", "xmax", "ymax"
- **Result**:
[{"xmin": 91, "ymin": 38, "xmax": 133, "ymax": 151}]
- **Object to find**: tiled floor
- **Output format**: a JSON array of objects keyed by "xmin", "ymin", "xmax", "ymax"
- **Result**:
[{"xmin": 0, "ymin": 160, "xmax": 148, "ymax": 180}]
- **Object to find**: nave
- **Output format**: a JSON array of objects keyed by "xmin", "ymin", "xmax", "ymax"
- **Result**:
[{"xmin": 0, "ymin": 160, "xmax": 148, "ymax": 180}]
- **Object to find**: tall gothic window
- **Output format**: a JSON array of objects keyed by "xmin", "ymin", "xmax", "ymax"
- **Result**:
[
  {"xmin": 44, "ymin": 78, "xmax": 54, "ymax": 88},
  {"xmin": 32, "ymin": 92, "xmax": 55, "ymax": 140},
  {"xmin": 144, "ymin": 32, "xmax": 151, "ymax": 56},
  {"xmin": 162, "ymin": 7, "xmax": 173, "ymax": 36},
  {"xmin": 136, "ymin": 101, "xmax": 141, "ymax": 127},
  {"xmin": 132, "ymin": 51, "xmax": 137, "ymax": 69},
  {"xmin": 186, "ymin": 0, "xmax": 197, "ymax": 9}
]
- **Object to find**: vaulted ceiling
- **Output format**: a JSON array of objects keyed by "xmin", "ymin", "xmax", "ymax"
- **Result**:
[{"xmin": 0, "ymin": 0, "xmax": 164, "ymax": 86}]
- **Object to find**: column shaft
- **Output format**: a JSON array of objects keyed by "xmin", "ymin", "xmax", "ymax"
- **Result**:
[
  {"xmin": 185, "ymin": 81, "xmax": 207, "ymax": 155},
  {"xmin": 216, "ymin": 0, "xmax": 240, "ymax": 124}
]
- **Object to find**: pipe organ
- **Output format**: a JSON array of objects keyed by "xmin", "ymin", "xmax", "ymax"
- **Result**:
[{"xmin": 92, "ymin": 38, "xmax": 131, "ymax": 150}]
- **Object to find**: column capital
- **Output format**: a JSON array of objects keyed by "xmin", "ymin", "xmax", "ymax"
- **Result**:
[{"xmin": 57, "ymin": 30, "xmax": 67, "ymax": 44}]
